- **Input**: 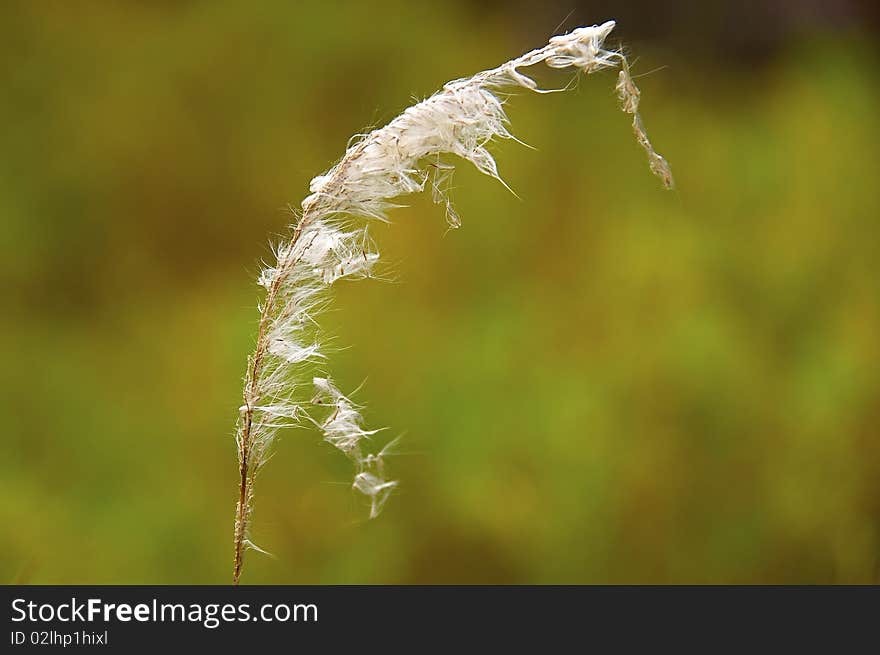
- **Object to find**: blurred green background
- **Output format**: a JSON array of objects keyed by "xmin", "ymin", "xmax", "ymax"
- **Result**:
[{"xmin": 2, "ymin": 0, "xmax": 879, "ymax": 584}]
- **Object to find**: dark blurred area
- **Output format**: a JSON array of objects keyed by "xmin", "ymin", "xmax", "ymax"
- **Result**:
[
  {"xmin": 489, "ymin": 1, "xmax": 879, "ymax": 64},
  {"xmin": 1, "ymin": 1, "xmax": 878, "ymax": 583}
]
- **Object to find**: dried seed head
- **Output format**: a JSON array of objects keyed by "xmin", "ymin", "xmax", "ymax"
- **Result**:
[{"xmin": 234, "ymin": 21, "xmax": 673, "ymax": 574}]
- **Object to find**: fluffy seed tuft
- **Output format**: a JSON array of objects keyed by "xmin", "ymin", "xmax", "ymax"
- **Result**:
[{"xmin": 232, "ymin": 21, "xmax": 672, "ymax": 583}]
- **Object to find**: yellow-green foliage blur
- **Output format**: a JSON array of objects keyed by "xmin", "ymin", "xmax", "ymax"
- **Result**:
[{"xmin": 1, "ymin": 1, "xmax": 878, "ymax": 583}]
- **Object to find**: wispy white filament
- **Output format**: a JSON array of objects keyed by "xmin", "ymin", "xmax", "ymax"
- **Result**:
[{"xmin": 233, "ymin": 20, "xmax": 672, "ymax": 575}]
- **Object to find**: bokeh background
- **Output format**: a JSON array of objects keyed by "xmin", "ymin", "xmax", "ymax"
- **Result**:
[{"xmin": 2, "ymin": 0, "xmax": 879, "ymax": 584}]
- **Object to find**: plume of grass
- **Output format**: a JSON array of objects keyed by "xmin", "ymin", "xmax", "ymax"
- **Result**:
[{"xmin": 231, "ymin": 20, "xmax": 672, "ymax": 584}]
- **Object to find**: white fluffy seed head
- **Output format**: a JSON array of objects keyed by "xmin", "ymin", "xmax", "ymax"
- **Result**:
[{"xmin": 236, "ymin": 21, "xmax": 672, "ymax": 528}]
